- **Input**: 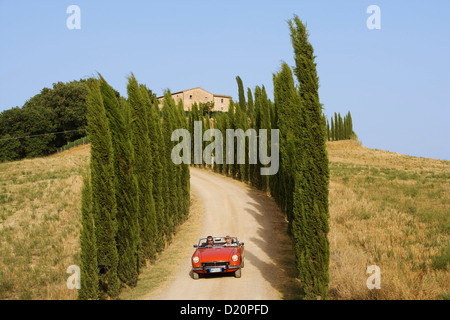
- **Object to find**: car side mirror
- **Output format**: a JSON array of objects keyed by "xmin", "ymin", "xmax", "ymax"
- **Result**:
[
  {"xmin": 193, "ymin": 244, "xmax": 198, "ymax": 248},
  {"xmin": 240, "ymin": 242, "xmax": 244, "ymax": 246}
]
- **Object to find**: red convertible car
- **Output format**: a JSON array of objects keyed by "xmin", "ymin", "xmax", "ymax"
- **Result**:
[{"xmin": 191, "ymin": 236, "xmax": 245, "ymax": 279}]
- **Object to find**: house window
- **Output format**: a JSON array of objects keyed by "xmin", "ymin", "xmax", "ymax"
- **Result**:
[
  {"xmin": 190, "ymin": 95, "xmax": 192, "ymax": 99},
  {"xmin": 205, "ymin": 97, "xmax": 207, "ymax": 101},
  {"xmin": 221, "ymin": 98, "xmax": 224, "ymax": 103}
]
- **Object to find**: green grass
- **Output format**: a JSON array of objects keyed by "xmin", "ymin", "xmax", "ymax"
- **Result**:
[{"xmin": 431, "ymin": 245, "xmax": 450, "ymax": 271}]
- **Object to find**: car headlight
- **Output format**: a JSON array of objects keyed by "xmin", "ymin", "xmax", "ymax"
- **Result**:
[
  {"xmin": 192, "ymin": 256, "xmax": 199, "ymax": 264},
  {"xmin": 231, "ymin": 255, "xmax": 239, "ymax": 262}
]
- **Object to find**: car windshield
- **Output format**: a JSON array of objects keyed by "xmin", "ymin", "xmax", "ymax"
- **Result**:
[{"xmin": 197, "ymin": 237, "xmax": 239, "ymax": 247}]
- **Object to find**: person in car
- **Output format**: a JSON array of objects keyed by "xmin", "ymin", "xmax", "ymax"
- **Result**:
[
  {"xmin": 224, "ymin": 235, "xmax": 237, "ymax": 246},
  {"xmin": 206, "ymin": 236, "xmax": 214, "ymax": 247}
]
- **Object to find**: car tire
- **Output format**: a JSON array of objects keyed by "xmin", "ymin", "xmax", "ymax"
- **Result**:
[
  {"xmin": 234, "ymin": 268, "xmax": 241, "ymax": 278},
  {"xmin": 193, "ymin": 271, "xmax": 199, "ymax": 280},
  {"xmin": 241, "ymin": 257, "xmax": 245, "ymax": 268}
]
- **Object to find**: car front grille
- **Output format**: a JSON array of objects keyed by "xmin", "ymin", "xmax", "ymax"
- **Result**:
[{"xmin": 202, "ymin": 261, "xmax": 230, "ymax": 268}]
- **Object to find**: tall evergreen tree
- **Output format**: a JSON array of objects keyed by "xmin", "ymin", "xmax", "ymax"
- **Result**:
[
  {"xmin": 330, "ymin": 117, "xmax": 335, "ymax": 141},
  {"xmin": 176, "ymin": 98, "xmax": 190, "ymax": 221},
  {"xmin": 155, "ymin": 100, "xmax": 173, "ymax": 240},
  {"xmin": 252, "ymin": 86, "xmax": 263, "ymax": 189},
  {"xmin": 236, "ymin": 76, "xmax": 247, "ymax": 114},
  {"xmin": 141, "ymin": 84, "xmax": 166, "ymax": 252},
  {"xmin": 203, "ymin": 113, "xmax": 211, "ymax": 167},
  {"xmin": 78, "ymin": 173, "xmax": 99, "ymax": 300},
  {"xmin": 272, "ymin": 63, "xmax": 302, "ymax": 223},
  {"xmin": 247, "ymin": 87, "xmax": 254, "ymax": 122},
  {"xmin": 247, "ymin": 88, "xmax": 255, "ymax": 183},
  {"xmin": 235, "ymin": 76, "xmax": 249, "ymax": 181},
  {"xmin": 289, "ymin": 15, "xmax": 330, "ymax": 300},
  {"xmin": 162, "ymin": 90, "xmax": 181, "ymax": 227},
  {"xmin": 127, "ymin": 74, "xmax": 158, "ymax": 263},
  {"xmin": 260, "ymin": 85, "xmax": 271, "ymax": 191},
  {"xmin": 347, "ymin": 111, "xmax": 353, "ymax": 139},
  {"xmin": 227, "ymin": 101, "xmax": 236, "ymax": 177},
  {"xmin": 86, "ymin": 79, "xmax": 120, "ymax": 299},
  {"xmin": 334, "ymin": 112, "xmax": 338, "ymax": 141},
  {"xmin": 326, "ymin": 119, "xmax": 330, "ymax": 141},
  {"xmin": 99, "ymin": 74, "xmax": 140, "ymax": 287}
]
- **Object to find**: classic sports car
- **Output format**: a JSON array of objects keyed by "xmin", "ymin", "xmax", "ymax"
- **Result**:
[{"xmin": 191, "ymin": 236, "xmax": 245, "ymax": 279}]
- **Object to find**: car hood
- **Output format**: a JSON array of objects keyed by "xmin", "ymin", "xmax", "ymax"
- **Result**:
[{"xmin": 196, "ymin": 247, "xmax": 239, "ymax": 261}]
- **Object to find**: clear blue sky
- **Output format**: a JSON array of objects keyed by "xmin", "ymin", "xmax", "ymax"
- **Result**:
[{"xmin": 1, "ymin": 0, "xmax": 449, "ymax": 160}]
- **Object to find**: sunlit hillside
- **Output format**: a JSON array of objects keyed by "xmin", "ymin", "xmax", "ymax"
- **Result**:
[
  {"xmin": 0, "ymin": 144, "xmax": 90, "ymax": 299},
  {"xmin": 327, "ymin": 140, "xmax": 449, "ymax": 299}
]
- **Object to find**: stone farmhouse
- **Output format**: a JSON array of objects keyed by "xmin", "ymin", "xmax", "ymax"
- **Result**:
[{"xmin": 157, "ymin": 87, "xmax": 231, "ymax": 112}]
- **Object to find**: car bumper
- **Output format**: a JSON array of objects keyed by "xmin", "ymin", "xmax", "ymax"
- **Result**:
[{"xmin": 192, "ymin": 264, "xmax": 241, "ymax": 274}]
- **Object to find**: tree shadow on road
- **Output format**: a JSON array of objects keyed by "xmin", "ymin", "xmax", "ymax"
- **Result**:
[{"xmin": 243, "ymin": 189, "xmax": 304, "ymax": 300}]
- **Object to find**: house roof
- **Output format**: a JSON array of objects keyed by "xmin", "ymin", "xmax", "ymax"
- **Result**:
[{"xmin": 157, "ymin": 87, "xmax": 231, "ymax": 99}]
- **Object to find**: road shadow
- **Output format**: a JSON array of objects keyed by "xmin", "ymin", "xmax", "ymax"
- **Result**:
[{"xmin": 243, "ymin": 188, "xmax": 304, "ymax": 300}]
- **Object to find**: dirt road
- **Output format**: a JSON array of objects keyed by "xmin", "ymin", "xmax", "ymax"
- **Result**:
[{"xmin": 148, "ymin": 167, "xmax": 297, "ymax": 300}]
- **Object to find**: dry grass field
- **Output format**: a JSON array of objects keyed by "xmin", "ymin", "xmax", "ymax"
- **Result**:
[
  {"xmin": 0, "ymin": 140, "xmax": 448, "ymax": 299},
  {"xmin": 0, "ymin": 144, "xmax": 90, "ymax": 299},
  {"xmin": 327, "ymin": 140, "xmax": 449, "ymax": 299}
]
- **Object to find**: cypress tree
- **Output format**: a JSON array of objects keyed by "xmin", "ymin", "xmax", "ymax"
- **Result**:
[
  {"xmin": 141, "ymin": 85, "xmax": 166, "ymax": 252},
  {"xmin": 156, "ymin": 100, "xmax": 174, "ymax": 240},
  {"xmin": 252, "ymin": 86, "xmax": 263, "ymax": 189},
  {"xmin": 99, "ymin": 74, "xmax": 140, "ymax": 287},
  {"xmin": 289, "ymin": 15, "xmax": 330, "ymax": 300},
  {"xmin": 86, "ymin": 79, "xmax": 120, "ymax": 299},
  {"xmin": 273, "ymin": 63, "xmax": 302, "ymax": 224},
  {"xmin": 176, "ymin": 98, "xmax": 190, "ymax": 220},
  {"xmin": 214, "ymin": 112, "xmax": 227, "ymax": 174},
  {"xmin": 269, "ymin": 75, "xmax": 280, "ymax": 200},
  {"xmin": 326, "ymin": 119, "xmax": 330, "ymax": 141},
  {"xmin": 78, "ymin": 173, "xmax": 99, "ymax": 300},
  {"xmin": 162, "ymin": 90, "xmax": 181, "ymax": 227},
  {"xmin": 347, "ymin": 111, "xmax": 353, "ymax": 139},
  {"xmin": 203, "ymin": 113, "xmax": 211, "ymax": 167},
  {"xmin": 247, "ymin": 88, "xmax": 255, "ymax": 183},
  {"xmin": 260, "ymin": 85, "xmax": 271, "ymax": 191},
  {"xmin": 223, "ymin": 108, "xmax": 230, "ymax": 176},
  {"xmin": 334, "ymin": 112, "xmax": 338, "ymax": 141},
  {"xmin": 227, "ymin": 101, "xmax": 236, "ymax": 177},
  {"xmin": 247, "ymin": 87, "xmax": 254, "ymax": 122},
  {"xmin": 330, "ymin": 117, "xmax": 335, "ymax": 141},
  {"xmin": 127, "ymin": 73, "xmax": 157, "ymax": 263},
  {"xmin": 236, "ymin": 76, "xmax": 247, "ymax": 114},
  {"xmin": 236, "ymin": 76, "xmax": 249, "ymax": 181},
  {"xmin": 190, "ymin": 102, "xmax": 200, "ymax": 167},
  {"xmin": 232, "ymin": 100, "xmax": 243, "ymax": 180}
]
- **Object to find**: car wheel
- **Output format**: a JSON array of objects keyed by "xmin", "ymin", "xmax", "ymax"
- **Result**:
[
  {"xmin": 234, "ymin": 268, "xmax": 241, "ymax": 278},
  {"xmin": 241, "ymin": 257, "xmax": 244, "ymax": 268},
  {"xmin": 193, "ymin": 271, "xmax": 199, "ymax": 280}
]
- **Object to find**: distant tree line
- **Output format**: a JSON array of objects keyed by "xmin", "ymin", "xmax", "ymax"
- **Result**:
[
  {"xmin": 79, "ymin": 74, "xmax": 190, "ymax": 300},
  {"xmin": 326, "ymin": 111, "xmax": 355, "ymax": 141},
  {"xmin": 0, "ymin": 80, "xmax": 90, "ymax": 162},
  {"xmin": 193, "ymin": 16, "xmax": 330, "ymax": 299}
]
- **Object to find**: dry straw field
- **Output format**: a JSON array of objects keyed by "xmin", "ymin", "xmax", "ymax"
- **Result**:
[
  {"xmin": 327, "ymin": 140, "xmax": 449, "ymax": 299},
  {"xmin": 0, "ymin": 141, "xmax": 448, "ymax": 299}
]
